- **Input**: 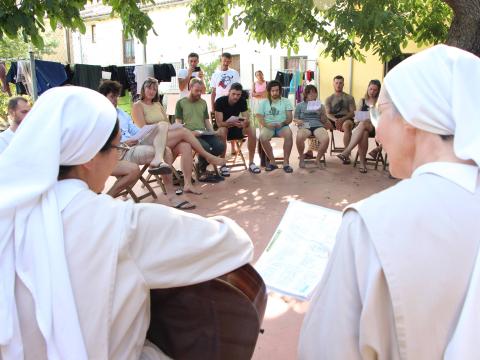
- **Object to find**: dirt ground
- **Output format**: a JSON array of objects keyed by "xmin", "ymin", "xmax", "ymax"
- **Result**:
[{"xmin": 114, "ymin": 130, "xmax": 397, "ymax": 359}]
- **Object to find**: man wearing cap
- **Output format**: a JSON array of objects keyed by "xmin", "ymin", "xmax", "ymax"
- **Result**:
[{"xmin": 299, "ymin": 45, "xmax": 480, "ymax": 359}]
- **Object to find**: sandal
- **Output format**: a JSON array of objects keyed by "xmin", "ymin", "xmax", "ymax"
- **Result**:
[
  {"xmin": 248, "ymin": 163, "xmax": 261, "ymax": 174},
  {"xmin": 283, "ymin": 165, "xmax": 294, "ymax": 173},
  {"xmin": 173, "ymin": 200, "xmax": 196, "ymax": 210},
  {"xmin": 265, "ymin": 163, "xmax": 279, "ymax": 172},
  {"xmin": 336, "ymin": 154, "xmax": 351, "ymax": 165},
  {"xmin": 359, "ymin": 167, "xmax": 368, "ymax": 174},
  {"xmin": 219, "ymin": 165, "xmax": 230, "ymax": 177},
  {"xmin": 148, "ymin": 162, "xmax": 172, "ymax": 175}
]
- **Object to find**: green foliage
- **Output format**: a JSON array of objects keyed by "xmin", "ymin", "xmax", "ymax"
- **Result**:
[
  {"xmin": 188, "ymin": 0, "xmax": 453, "ymax": 62},
  {"xmin": 199, "ymin": 59, "xmax": 221, "ymax": 93},
  {"xmin": 0, "ymin": 0, "xmax": 155, "ymax": 48},
  {"xmin": 0, "ymin": 34, "xmax": 58, "ymax": 59}
]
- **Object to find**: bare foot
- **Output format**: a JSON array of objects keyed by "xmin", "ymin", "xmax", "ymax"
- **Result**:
[
  {"xmin": 183, "ymin": 186, "xmax": 202, "ymax": 195},
  {"xmin": 208, "ymin": 155, "xmax": 227, "ymax": 167}
]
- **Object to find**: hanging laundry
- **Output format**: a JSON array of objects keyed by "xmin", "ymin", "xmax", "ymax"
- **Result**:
[
  {"xmin": 115, "ymin": 66, "xmax": 129, "ymax": 97},
  {"xmin": 275, "ymin": 71, "xmax": 293, "ymax": 98},
  {"xmin": 124, "ymin": 66, "xmax": 137, "ymax": 102},
  {"xmin": 153, "ymin": 63, "xmax": 176, "ymax": 82},
  {"xmin": 34, "ymin": 60, "xmax": 68, "ymax": 95},
  {"xmin": 305, "ymin": 70, "xmax": 314, "ymax": 82},
  {"xmin": 5, "ymin": 62, "xmax": 28, "ymax": 95},
  {"xmin": 0, "ymin": 62, "xmax": 12, "ymax": 96},
  {"xmin": 134, "ymin": 64, "xmax": 154, "ymax": 94},
  {"xmin": 71, "ymin": 64, "xmax": 102, "ymax": 90},
  {"xmin": 17, "ymin": 61, "xmax": 34, "ymax": 95},
  {"xmin": 103, "ymin": 65, "xmax": 128, "ymax": 96}
]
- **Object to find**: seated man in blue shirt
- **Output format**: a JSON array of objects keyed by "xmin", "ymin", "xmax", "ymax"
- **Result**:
[{"xmin": 99, "ymin": 80, "xmax": 196, "ymax": 209}]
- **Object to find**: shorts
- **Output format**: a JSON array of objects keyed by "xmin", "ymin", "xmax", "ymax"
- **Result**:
[
  {"xmin": 260, "ymin": 125, "xmax": 290, "ymax": 140},
  {"xmin": 227, "ymin": 126, "xmax": 244, "ymax": 140},
  {"xmin": 329, "ymin": 118, "xmax": 354, "ymax": 131},
  {"xmin": 122, "ymin": 145, "xmax": 155, "ymax": 165}
]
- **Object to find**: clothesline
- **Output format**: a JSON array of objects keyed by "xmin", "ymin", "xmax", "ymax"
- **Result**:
[{"xmin": 5, "ymin": 58, "xmax": 176, "ymax": 103}]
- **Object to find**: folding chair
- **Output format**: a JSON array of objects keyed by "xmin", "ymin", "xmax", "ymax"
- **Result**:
[
  {"xmin": 143, "ymin": 166, "xmax": 183, "ymax": 195},
  {"xmin": 114, "ymin": 164, "xmax": 158, "ymax": 202},
  {"xmin": 303, "ymin": 135, "xmax": 327, "ymax": 167},
  {"xmin": 329, "ymin": 129, "xmax": 345, "ymax": 155},
  {"xmin": 353, "ymin": 142, "xmax": 386, "ymax": 170},
  {"xmin": 227, "ymin": 136, "xmax": 248, "ymax": 170}
]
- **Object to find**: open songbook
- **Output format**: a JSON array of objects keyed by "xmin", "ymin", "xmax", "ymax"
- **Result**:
[{"xmin": 255, "ymin": 200, "xmax": 342, "ymax": 301}]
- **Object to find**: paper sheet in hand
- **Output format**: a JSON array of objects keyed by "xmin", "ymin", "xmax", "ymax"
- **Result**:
[
  {"xmin": 355, "ymin": 111, "xmax": 370, "ymax": 122},
  {"xmin": 255, "ymin": 200, "xmax": 342, "ymax": 301},
  {"xmin": 306, "ymin": 100, "xmax": 321, "ymax": 111},
  {"xmin": 129, "ymin": 124, "xmax": 157, "ymax": 142}
]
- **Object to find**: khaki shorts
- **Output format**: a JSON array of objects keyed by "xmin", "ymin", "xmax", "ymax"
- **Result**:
[{"xmin": 122, "ymin": 145, "xmax": 155, "ymax": 165}]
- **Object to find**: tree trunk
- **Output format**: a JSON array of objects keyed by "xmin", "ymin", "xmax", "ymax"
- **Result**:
[{"xmin": 444, "ymin": 0, "xmax": 480, "ymax": 57}]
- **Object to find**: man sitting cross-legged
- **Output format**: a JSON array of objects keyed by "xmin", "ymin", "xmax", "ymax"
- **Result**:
[
  {"xmin": 256, "ymin": 80, "xmax": 294, "ymax": 173},
  {"xmin": 176, "ymin": 78, "xmax": 226, "ymax": 183},
  {"xmin": 215, "ymin": 82, "xmax": 260, "ymax": 175}
]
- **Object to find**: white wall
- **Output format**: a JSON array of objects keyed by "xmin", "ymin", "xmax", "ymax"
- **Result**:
[{"xmin": 72, "ymin": 2, "xmax": 320, "ymax": 90}]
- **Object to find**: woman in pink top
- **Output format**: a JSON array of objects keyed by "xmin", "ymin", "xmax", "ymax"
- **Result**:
[{"xmin": 251, "ymin": 70, "xmax": 267, "ymax": 99}]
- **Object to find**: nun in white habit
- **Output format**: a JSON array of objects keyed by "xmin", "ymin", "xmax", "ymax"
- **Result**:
[
  {"xmin": 298, "ymin": 44, "xmax": 480, "ymax": 360},
  {"xmin": 0, "ymin": 86, "xmax": 253, "ymax": 359}
]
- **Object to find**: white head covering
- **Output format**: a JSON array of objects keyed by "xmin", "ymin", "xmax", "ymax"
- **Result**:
[
  {"xmin": 0, "ymin": 86, "xmax": 117, "ymax": 359},
  {"xmin": 384, "ymin": 44, "xmax": 480, "ymax": 166}
]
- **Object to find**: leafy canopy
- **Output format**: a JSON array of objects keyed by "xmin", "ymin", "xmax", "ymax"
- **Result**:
[
  {"xmin": 188, "ymin": 0, "xmax": 453, "ymax": 61},
  {"xmin": 0, "ymin": 0, "xmax": 155, "ymax": 48}
]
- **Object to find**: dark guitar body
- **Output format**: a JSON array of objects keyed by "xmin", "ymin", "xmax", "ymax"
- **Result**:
[{"xmin": 147, "ymin": 264, "xmax": 268, "ymax": 360}]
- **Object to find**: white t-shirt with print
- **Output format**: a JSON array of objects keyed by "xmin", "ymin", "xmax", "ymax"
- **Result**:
[{"xmin": 210, "ymin": 68, "xmax": 240, "ymax": 100}]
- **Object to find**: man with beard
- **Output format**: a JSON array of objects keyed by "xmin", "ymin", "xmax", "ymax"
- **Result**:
[
  {"xmin": 256, "ymin": 80, "xmax": 294, "ymax": 173},
  {"xmin": 0, "ymin": 96, "xmax": 30, "ymax": 152},
  {"xmin": 176, "ymin": 78, "xmax": 226, "ymax": 182}
]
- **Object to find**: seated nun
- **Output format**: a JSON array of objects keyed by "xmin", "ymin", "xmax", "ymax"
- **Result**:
[
  {"xmin": 0, "ymin": 86, "xmax": 253, "ymax": 359},
  {"xmin": 298, "ymin": 45, "xmax": 480, "ymax": 360}
]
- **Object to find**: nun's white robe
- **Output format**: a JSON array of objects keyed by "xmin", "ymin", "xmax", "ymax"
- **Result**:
[
  {"xmin": 12, "ymin": 179, "xmax": 253, "ymax": 359},
  {"xmin": 299, "ymin": 163, "xmax": 480, "ymax": 360}
]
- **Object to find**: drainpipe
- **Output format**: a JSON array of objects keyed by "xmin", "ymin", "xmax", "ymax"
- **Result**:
[
  {"xmin": 143, "ymin": 42, "xmax": 147, "ymax": 64},
  {"xmin": 349, "ymin": 56, "xmax": 353, "ymax": 94}
]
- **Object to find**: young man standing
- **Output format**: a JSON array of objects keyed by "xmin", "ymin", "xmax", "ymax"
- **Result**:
[
  {"xmin": 215, "ymin": 83, "xmax": 260, "ymax": 174},
  {"xmin": 177, "ymin": 52, "xmax": 206, "ymax": 99},
  {"xmin": 210, "ymin": 52, "xmax": 240, "ymax": 111}
]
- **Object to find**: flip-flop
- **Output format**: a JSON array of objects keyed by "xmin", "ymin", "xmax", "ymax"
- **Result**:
[
  {"xmin": 148, "ymin": 163, "xmax": 172, "ymax": 175},
  {"xmin": 283, "ymin": 165, "xmax": 294, "ymax": 173},
  {"xmin": 359, "ymin": 167, "xmax": 368, "ymax": 173},
  {"xmin": 219, "ymin": 165, "xmax": 230, "ymax": 177},
  {"xmin": 265, "ymin": 163, "xmax": 279, "ymax": 172},
  {"xmin": 336, "ymin": 154, "xmax": 351, "ymax": 165},
  {"xmin": 248, "ymin": 163, "xmax": 261, "ymax": 174},
  {"xmin": 173, "ymin": 200, "xmax": 196, "ymax": 210}
]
